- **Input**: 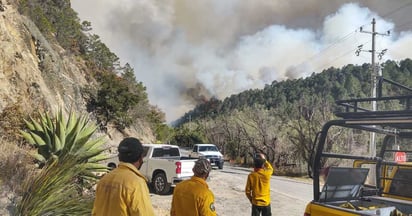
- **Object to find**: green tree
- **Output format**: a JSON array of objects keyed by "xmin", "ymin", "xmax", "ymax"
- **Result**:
[
  {"xmin": 84, "ymin": 34, "xmax": 120, "ymax": 72},
  {"xmin": 90, "ymin": 72, "xmax": 140, "ymax": 130}
]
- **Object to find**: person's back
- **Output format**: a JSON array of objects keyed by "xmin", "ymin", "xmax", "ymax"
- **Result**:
[
  {"xmin": 92, "ymin": 137, "xmax": 155, "ymax": 216},
  {"xmin": 171, "ymin": 158, "xmax": 217, "ymax": 216},
  {"xmin": 245, "ymin": 153, "xmax": 273, "ymax": 216},
  {"xmin": 93, "ymin": 163, "xmax": 153, "ymax": 215}
]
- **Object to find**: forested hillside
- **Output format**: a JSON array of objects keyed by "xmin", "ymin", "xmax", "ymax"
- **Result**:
[
  {"xmin": 173, "ymin": 59, "xmax": 412, "ymax": 175},
  {"xmin": 178, "ymin": 59, "xmax": 412, "ymax": 123}
]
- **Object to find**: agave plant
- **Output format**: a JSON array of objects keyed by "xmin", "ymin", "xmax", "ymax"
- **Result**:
[
  {"xmin": 15, "ymin": 154, "xmax": 94, "ymax": 216},
  {"xmin": 20, "ymin": 109, "xmax": 109, "ymax": 179}
]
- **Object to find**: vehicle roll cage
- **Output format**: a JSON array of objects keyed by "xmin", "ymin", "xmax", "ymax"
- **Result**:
[{"xmin": 311, "ymin": 77, "xmax": 412, "ymax": 201}]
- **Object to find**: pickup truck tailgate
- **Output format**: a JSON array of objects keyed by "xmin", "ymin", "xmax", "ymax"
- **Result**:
[{"xmin": 177, "ymin": 160, "xmax": 196, "ymax": 178}]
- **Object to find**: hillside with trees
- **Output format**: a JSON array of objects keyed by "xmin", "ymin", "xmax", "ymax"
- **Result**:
[
  {"xmin": 0, "ymin": 1, "xmax": 169, "ymax": 214},
  {"xmin": 173, "ymin": 59, "xmax": 412, "ymax": 175},
  {"xmin": 11, "ymin": 0, "xmax": 169, "ymax": 140}
]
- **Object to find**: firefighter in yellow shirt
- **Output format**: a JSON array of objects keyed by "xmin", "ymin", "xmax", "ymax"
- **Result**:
[
  {"xmin": 171, "ymin": 158, "xmax": 217, "ymax": 216},
  {"xmin": 245, "ymin": 153, "xmax": 274, "ymax": 216},
  {"xmin": 92, "ymin": 137, "xmax": 155, "ymax": 216}
]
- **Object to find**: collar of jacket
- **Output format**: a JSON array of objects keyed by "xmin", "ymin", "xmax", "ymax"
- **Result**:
[
  {"xmin": 191, "ymin": 176, "xmax": 209, "ymax": 188},
  {"xmin": 118, "ymin": 162, "xmax": 148, "ymax": 182},
  {"xmin": 254, "ymin": 168, "xmax": 264, "ymax": 172}
]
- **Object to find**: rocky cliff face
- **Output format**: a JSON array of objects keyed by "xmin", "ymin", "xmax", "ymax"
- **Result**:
[
  {"xmin": 0, "ymin": 2, "xmax": 155, "ymax": 144},
  {"xmin": 0, "ymin": 2, "xmax": 88, "ymax": 114},
  {"xmin": 0, "ymin": 2, "xmax": 155, "ymax": 214}
]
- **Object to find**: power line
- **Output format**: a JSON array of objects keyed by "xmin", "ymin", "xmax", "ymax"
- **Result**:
[
  {"xmin": 387, "ymin": 19, "xmax": 412, "ymax": 33},
  {"xmin": 313, "ymin": 40, "xmax": 371, "ymax": 73},
  {"xmin": 293, "ymin": 2, "xmax": 412, "ymax": 76},
  {"xmin": 396, "ymin": 20, "xmax": 412, "ymax": 29},
  {"xmin": 381, "ymin": 1, "xmax": 412, "ymax": 19},
  {"xmin": 293, "ymin": 30, "xmax": 357, "ymax": 70},
  {"xmin": 380, "ymin": 2, "xmax": 412, "ymax": 33}
]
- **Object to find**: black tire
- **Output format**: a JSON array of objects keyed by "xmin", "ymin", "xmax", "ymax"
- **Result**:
[
  {"xmin": 152, "ymin": 172, "xmax": 171, "ymax": 195},
  {"xmin": 218, "ymin": 161, "xmax": 224, "ymax": 169}
]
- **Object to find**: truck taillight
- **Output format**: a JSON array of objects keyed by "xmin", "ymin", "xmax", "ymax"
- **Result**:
[{"xmin": 175, "ymin": 161, "xmax": 181, "ymax": 174}]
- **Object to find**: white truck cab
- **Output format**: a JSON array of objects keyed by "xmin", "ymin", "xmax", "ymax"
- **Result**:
[{"xmin": 189, "ymin": 144, "xmax": 224, "ymax": 169}]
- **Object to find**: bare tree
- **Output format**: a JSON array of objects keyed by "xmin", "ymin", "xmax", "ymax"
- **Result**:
[
  {"xmin": 233, "ymin": 106, "xmax": 278, "ymax": 164},
  {"xmin": 285, "ymin": 95, "xmax": 338, "ymax": 172}
]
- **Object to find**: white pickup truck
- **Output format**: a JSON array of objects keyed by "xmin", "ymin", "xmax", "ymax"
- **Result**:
[
  {"xmin": 189, "ymin": 144, "xmax": 224, "ymax": 169},
  {"xmin": 140, "ymin": 144, "xmax": 197, "ymax": 195}
]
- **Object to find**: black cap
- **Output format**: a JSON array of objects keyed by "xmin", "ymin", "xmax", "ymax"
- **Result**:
[{"xmin": 118, "ymin": 137, "xmax": 144, "ymax": 163}]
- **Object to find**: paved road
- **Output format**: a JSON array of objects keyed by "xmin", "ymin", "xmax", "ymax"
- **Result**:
[
  {"xmin": 223, "ymin": 165, "xmax": 313, "ymax": 215},
  {"xmin": 151, "ymin": 163, "xmax": 314, "ymax": 216}
]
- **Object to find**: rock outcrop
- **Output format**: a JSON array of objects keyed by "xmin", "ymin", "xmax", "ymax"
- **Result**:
[{"xmin": 0, "ymin": 1, "xmax": 155, "ymax": 143}]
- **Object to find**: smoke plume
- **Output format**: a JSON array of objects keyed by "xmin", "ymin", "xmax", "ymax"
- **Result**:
[{"xmin": 71, "ymin": 0, "xmax": 412, "ymax": 122}]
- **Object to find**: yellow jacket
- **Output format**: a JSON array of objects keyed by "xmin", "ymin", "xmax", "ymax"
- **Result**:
[
  {"xmin": 92, "ymin": 162, "xmax": 155, "ymax": 216},
  {"xmin": 171, "ymin": 176, "xmax": 217, "ymax": 216},
  {"xmin": 245, "ymin": 160, "xmax": 274, "ymax": 206}
]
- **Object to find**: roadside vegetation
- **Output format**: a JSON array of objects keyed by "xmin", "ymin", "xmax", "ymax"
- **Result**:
[
  {"xmin": 173, "ymin": 59, "xmax": 412, "ymax": 175},
  {"xmin": 1, "ymin": 108, "xmax": 107, "ymax": 215},
  {"xmin": 1, "ymin": 1, "xmax": 412, "ymax": 214}
]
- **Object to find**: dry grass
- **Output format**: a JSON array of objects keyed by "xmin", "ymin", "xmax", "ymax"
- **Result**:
[
  {"xmin": 0, "ymin": 137, "xmax": 36, "ymax": 194},
  {"xmin": 0, "ymin": 101, "xmax": 39, "ymax": 193}
]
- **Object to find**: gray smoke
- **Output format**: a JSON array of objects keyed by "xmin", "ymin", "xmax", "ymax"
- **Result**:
[{"xmin": 71, "ymin": 0, "xmax": 412, "ymax": 122}]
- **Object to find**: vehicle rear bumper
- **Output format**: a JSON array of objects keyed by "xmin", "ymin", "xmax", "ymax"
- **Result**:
[{"xmin": 172, "ymin": 176, "xmax": 191, "ymax": 186}]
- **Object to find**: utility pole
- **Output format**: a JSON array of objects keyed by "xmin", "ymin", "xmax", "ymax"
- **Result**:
[
  {"xmin": 356, "ymin": 18, "xmax": 390, "ymax": 157},
  {"xmin": 356, "ymin": 18, "xmax": 389, "ymax": 186}
]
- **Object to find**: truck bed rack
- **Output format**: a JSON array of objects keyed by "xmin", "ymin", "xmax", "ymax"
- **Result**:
[{"xmin": 334, "ymin": 77, "xmax": 412, "ymax": 121}]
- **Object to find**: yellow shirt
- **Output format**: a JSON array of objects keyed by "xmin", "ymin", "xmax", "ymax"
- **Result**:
[
  {"xmin": 171, "ymin": 176, "xmax": 217, "ymax": 216},
  {"xmin": 92, "ymin": 162, "xmax": 155, "ymax": 216},
  {"xmin": 245, "ymin": 160, "xmax": 274, "ymax": 206}
]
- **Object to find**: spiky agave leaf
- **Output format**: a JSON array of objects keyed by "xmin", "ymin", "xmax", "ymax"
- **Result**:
[
  {"xmin": 78, "ymin": 135, "xmax": 105, "ymax": 153},
  {"xmin": 30, "ymin": 153, "xmax": 47, "ymax": 163},
  {"xmin": 57, "ymin": 109, "xmax": 67, "ymax": 150},
  {"xmin": 65, "ymin": 111, "xmax": 79, "ymax": 149},
  {"xmin": 66, "ymin": 110, "xmax": 78, "ymax": 133},
  {"xmin": 66, "ymin": 114, "xmax": 84, "ymax": 153},
  {"xmin": 23, "ymin": 119, "xmax": 36, "ymax": 131},
  {"xmin": 28, "ymin": 131, "xmax": 47, "ymax": 146},
  {"xmin": 31, "ymin": 115, "xmax": 46, "ymax": 133},
  {"xmin": 21, "ymin": 108, "xmax": 110, "ymax": 182},
  {"xmin": 72, "ymin": 129, "xmax": 96, "ymax": 153},
  {"xmin": 53, "ymin": 133, "xmax": 62, "ymax": 153},
  {"xmin": 15, "ymin": 155, "xmax": 93, "ymax": 216},
  {"xmin": 72, "ymin": 115, "xmax": 92, "ymax": 145},
  {"xmin": 20, "ymin": 130, "xmax": 37, "ymax": 145}
]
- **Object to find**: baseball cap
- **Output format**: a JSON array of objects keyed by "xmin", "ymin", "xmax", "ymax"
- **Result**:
[{"xmin": 118, "ymin": 137, "xmax": 144, "ymax": 163}]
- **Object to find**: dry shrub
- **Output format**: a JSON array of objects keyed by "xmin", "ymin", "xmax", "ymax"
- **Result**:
[
  {"xmin": 0, "ymin": 138, "xmax": 36, "ymax": 194},
  {"xmin": 0, "ymin": 102, "xmax": 26, "ymax": 143},
  {"xmin": 0, "ymin": 100, "xmax": 42, "ymax": 192},
  {"xmin": 0, "ymin": 99, "xmax": 44, "ymax": 144}
]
